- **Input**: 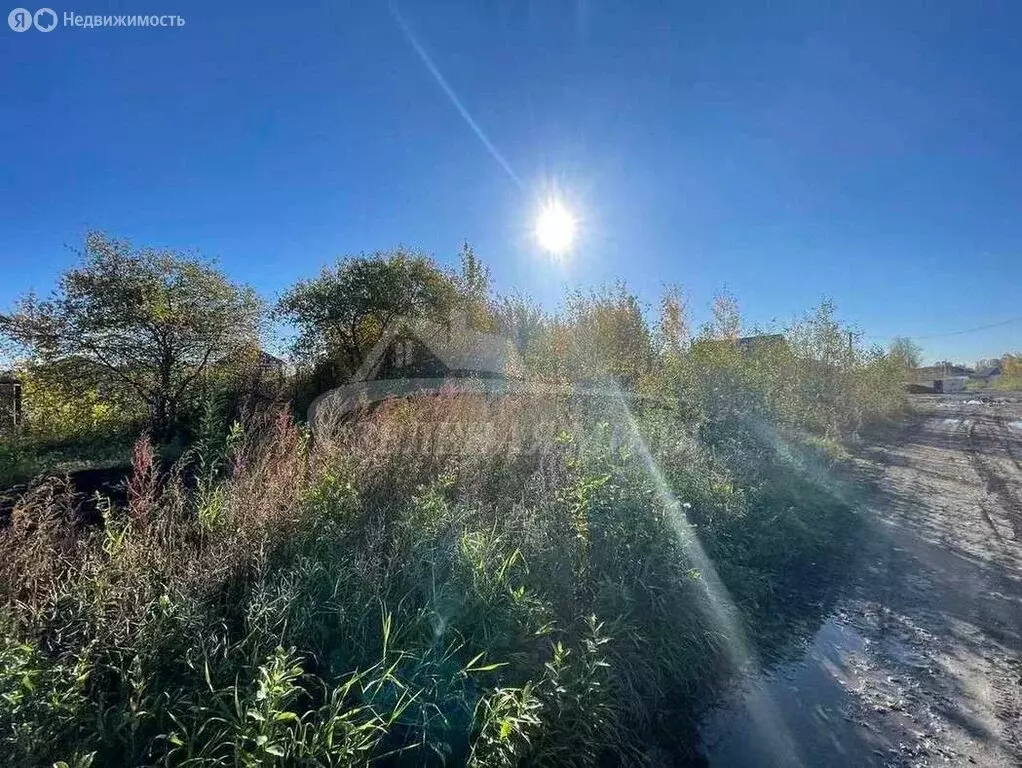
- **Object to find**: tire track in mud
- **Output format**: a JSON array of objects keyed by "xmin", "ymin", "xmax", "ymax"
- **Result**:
[
  {"xmin": 863, "ymin": 407, "xmax": 1022, "ymax": 766},
  {"xmin": 945, "ymin": 415, "xmax": 1009, "ymax": 548},
  {"xmin": 965, "ymin": 413, "xmax": 1022, "ymax": 541},
  {"xmin": 957, "ymin": 408, "xmax": 1022, "ymax": 765},
  {"xmin": 993, "ymin": 413, "xmax": 1022, "ymax": 475},
  {"xmin": 840, "ymin": 413, "xmax": 1001, "ymax": 766}
]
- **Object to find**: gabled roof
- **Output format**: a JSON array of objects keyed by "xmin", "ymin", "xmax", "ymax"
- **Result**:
[
  {"xmin": 351, "ymin": 315, "xmax": 524, "ymax": 382},
  {"xmin": 215, "ymin": 347, "xmax": 288, "ymax": 374},
  {"xmin": 245, "ymin": 349, "xmax": 287, "ymax": 371}
]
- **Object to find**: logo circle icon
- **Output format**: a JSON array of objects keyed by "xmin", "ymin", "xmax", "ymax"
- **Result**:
[
  {"xmin": 8, "ymin": 7, "xmax": 33, "ymax": 31},
  {"xmin": 33, "ymin": 7, "xmax": 56, "ymax": 31}
]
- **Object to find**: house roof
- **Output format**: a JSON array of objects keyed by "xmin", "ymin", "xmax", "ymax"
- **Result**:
[
  {"xmin": 216, "ymin": 347, "xmax": 287, "ymax": 371},
  {"xmin": 247, "ymin": 350, "xmax": 287, "ymax": 370},
  {"xmin": 692, "ymin": 333, "xmax": 786, "ymax": 352},
  {"xmin": 352, "ymin": 316, "xmax": 524, "ymax": 382},
  {"xmin": 737, "ymin": 333, "xmax": 785, "ymax": 348}
]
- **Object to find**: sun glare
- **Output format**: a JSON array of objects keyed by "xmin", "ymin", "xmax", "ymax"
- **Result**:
[{"xmin": 535, "ymin": 200, "xmax": 577, "ymax": 255}]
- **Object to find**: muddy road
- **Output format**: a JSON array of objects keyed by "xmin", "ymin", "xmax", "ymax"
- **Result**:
[{"xmin": 700, "ymin": 395, "xmax": 1022, "ymax": 767}]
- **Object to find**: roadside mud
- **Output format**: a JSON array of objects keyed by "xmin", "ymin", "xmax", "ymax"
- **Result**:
[{"xmin": 700, "ymin": 395, "xmax": 1022, "ymax": 767}]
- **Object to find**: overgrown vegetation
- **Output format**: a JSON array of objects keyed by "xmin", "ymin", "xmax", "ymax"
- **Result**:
[
  {"xmin": 0, "ymin": 234, "xmax": 915, "ymax": 765},
  {"xmin": 0, "ymin": 365, "xmax": 141, "ymax": 488},
  {"xmin": 993, "ymin": 353, "xmax": 1022, "ymax": 390}
]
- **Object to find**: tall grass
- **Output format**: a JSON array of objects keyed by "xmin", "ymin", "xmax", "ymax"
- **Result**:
[{"xmin": 0, "ymin": 384, "xmax": 866, "ymax": 765}]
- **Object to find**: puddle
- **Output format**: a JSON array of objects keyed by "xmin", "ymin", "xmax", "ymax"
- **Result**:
[
  {"xmin": 941, "ymin": 418, "xmax": 959, "ymax": 427},
  {"xmin": 1009, "ymin": 421, "xmax": 1022, "ymax": 431},
  {"xmin": 699, "ymin": 617, "xmax": 884, "ymax": 767}
]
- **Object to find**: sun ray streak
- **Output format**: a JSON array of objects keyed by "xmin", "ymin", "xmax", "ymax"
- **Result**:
[
  {"xmin": 390, "ymin": 3, "xmax": 524, "ymax": 190},
  {"xmin": 608, "ymin": 387, "xmax": 805, "ymax": 767}
]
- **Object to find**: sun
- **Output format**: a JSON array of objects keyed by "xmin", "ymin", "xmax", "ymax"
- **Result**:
[{"xmin": 535, "ymin": 200, "xmax": 577, "ymax": 255}]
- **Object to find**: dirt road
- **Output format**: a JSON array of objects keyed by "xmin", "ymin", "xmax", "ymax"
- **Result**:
[{"xmin": 700, "ymin": 395, "xmax": 1022, "ymax": 766}]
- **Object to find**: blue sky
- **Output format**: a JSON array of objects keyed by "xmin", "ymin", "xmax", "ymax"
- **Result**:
[{"xmin": 2, "ymin": 0, "xmax": 1020, "ymax": 364}]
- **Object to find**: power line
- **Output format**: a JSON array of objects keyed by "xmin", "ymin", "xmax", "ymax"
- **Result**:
[{"xmin": 864, "ymin": 315, "xmax": 1022, "ymax": 343}]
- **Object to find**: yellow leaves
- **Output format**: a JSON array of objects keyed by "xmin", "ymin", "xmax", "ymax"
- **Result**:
[
  {"xmin": 1003, "ymin": 353, "xmax": 1022, "ymax": 378},
  {"xmin": 18, "ymin": 367, "xmax": 131, "ymax": 441}
]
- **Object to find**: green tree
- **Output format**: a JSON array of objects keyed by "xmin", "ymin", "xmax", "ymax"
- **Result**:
[
  {"xmin": 494, "ymin": 292, "xmax": 555, "ymax": 376},
  {"xmin": 888, "ymin": 337, "xmax": 922, "ymax": 372},
  {"xmin": 0, "ymin": 232, "xmax": 264, "ymax": 438},
  {"xmin": 656, "ymin": 283, "xmax": 690, "ymax": 359},
  {"xmin": 563, "ymin": 284, "xmax": 653, "ymax": 387},
  {"xmin": 788, "ymin": 299, "xmax": 850, "ymax": 367},
  {"xmin": 706, "ymin": 289, "xmax": 742, "ymax": 341},
  {"xmin": 456, "ymin": 242, "xmax": 497, "ymax": 332},
  {"xmin": 15, "ymin": 362, "xmax": 139, "ymax": 442},
  {"xmin": 276, "ymin": 249, "xmax": 462, "ymax": 381}
]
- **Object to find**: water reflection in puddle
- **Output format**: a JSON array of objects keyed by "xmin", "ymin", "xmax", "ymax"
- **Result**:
[{"xmin": 699, "ymin": 617, "xmax": 882, "ymax": 767}]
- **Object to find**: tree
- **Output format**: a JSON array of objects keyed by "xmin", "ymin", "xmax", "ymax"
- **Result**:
[
  {"xmin": 705, "ymin": 289, "xmax": 741, "ymax": 341},
  {"xmin": 0, "ymin": 232, "xmax": 264, "ymax": 438},
  {"xmin": 13, "ymin": 362, "xmax": 138, "ymax": 443},
  {"xmin": 494, "ymin": 293, "xmax": 540, "ymax": 349},
  {"xmin": 456, "ymin": 242, "xmax": 497, "ymax": 332},
  {"xmin": 276, "ymin": 249, "xmax": 462, "ymax": 381},
  {"xmin": 788, "ymin": 299, "xmax": 850, "ymax": 367},
  {"xmin": 888, "ymin": 337, "xmax": 922, "ymax": 372},
  {"xmin": 563, "ymin": 283, "xmax": 653, "ymax": 387},
  {"xmin": 1003, "ymin": 353, "xmax": 1020, "ymax": 375},
  {"xmin": 657, "ymin": 283, "xmax": 690, "ymax": 358}
]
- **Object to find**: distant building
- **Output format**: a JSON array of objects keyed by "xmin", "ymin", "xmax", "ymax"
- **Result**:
[
  {"xmin": 691, "ymin": 333, "xmax": 787, "ymax": 356},
  {"xmin": 736, "ymin": 333, "xmax": 786, "ymax": 351},
  {"xmin": 0, "ymin": 373, "xmax": 22, "ymax": 434},
  {"xmin": 351, "ymin": 316, "xmax": 524, "ymax": 382},
  {"xmin": 909, "ymin": 365, "xmax": 972, "ymax": 394},
  {"xmin": 969, "ymin": 359, "xmax": 1003, "ymax": 389},
  {"xmin": 309, "ymin": 315, "xmax": 525, "ymax": 427},
  {"xmin": 974, "ymin": 359, "xmax": 1003, "ymax": 377},
  {"xmin": 215, "ymin": 346, "xmax": 288, "ymax": 402}
]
